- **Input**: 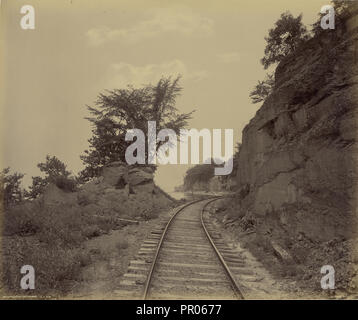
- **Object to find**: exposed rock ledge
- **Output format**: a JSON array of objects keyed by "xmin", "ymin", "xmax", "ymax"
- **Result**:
[
  {"xmin": 234, "ymin": 14, "xmax": 358, "ymax": 242},
  {"xmin": 43, "ymin": 162, "xmax": 173, "ymax": 219},
  {"xmin": 218, "ymin": 10, "xmax": 358, "ymax": 293}
]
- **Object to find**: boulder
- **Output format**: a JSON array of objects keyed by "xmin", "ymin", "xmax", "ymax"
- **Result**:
[
  {"xmin": 128, "ymin": 167, "xmax": 153, "ymax": 186},
  {"xmin": 101, "ymin": 161, "xmax": 128, "ymax": 186},
  {"xmin": 74, "ymin": 163, "xmax": 173, "ymax": 218}
]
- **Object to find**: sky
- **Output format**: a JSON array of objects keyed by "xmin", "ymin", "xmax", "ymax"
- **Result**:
[{"xmin": 1, "ymin": 0, "xmax": 329, "ymax": 192}]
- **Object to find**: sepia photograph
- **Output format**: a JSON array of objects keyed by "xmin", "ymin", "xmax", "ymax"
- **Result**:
[{"xmin": 1, "ymin": 0, "xmax": 358, "ymax": 306}]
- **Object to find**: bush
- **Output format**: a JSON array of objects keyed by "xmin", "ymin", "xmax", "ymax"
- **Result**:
[
  {"xmin": 1, "ymin": 238, "xmax": 84, "ymax": 295},
  {"xmin": 54, "ymin": 176, "xmax": 77, "ymax": 192},
  {"xmin": 3, "ymin": 202, "xmax": 42, "ymax": 236},
  {"xmin": 261, "ymin": 12, "xmax": 310, "ymax": 69},
  {"xmin": 141, "ymin": 208, "xmax": 159, "ymax": 220},
  {"xmin": 26, "ymin": 155, "xmax": 78, "ymax": 199},
  {"xmin": 36, "ymin": 207, "xmax": 85, "ymax": 247},
  {"xmin": 184, "ymin": 163, "xmax": 215, "ymax": 191},
  {"xmin": 82, "ymin": 225, "xmax": 101, "ymax": 238},
  {"xmin": 250, "ymin": 73, "xmax": 275, "ymax": 104},
  {"xmin": 2, "ymin": 197, "xmax": 123, "ymax": 295},
  {"xmin": 0, "ymin": 168, "xmax": 24, "ymax": 208}
]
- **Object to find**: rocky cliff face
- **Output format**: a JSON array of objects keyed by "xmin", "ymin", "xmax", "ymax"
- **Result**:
[
  {"xmin": 235, "ymin": 13, "xmax": 358, "ymax": 243},
  {"xmin": 211, "ymin": 10, "xmax": 358, "ymax": 293}
]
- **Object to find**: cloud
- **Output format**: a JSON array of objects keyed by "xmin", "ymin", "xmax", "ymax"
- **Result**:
[
  {"xmin": 104, "ymin": 60, "xmax": 208, "ymax": 88},
  {"xmin": 217, "ymin": 52, "xmax": 241, "ymax": 63},
  {"xmin": 86, "ymin": 8, "xmax": 214, "ymax": 46}
]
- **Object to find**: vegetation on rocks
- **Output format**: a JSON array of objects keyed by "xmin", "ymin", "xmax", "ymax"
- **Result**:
[
  {"xmin": 211, "ymin": 1, "xmax": 358, "ymax": 295},
  {"xmin": 1, "ymin": 78, "xmax": 187, "ymax": 296},
  {"xmin": 0, "ymin": 168, "xmax": 24, "ymax": 208},
  {"xmin": 250, "ymin": 0, "xmax": 356, "ymax": 105},
  {"xmin": 79, "ymin": 76, "xmax": 194, "ymax": 181},
  {"xmin": 261, "ymin": 12, "xmax": 310, "ymax": 70},
  {"xmin": 1, "ymin": 161, "xmax": 174, "ymax": 295}
]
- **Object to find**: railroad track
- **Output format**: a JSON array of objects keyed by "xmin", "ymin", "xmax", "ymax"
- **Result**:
[{"xmin": 115, "ymin": 198, "xmax": 251, "ymax": 299}]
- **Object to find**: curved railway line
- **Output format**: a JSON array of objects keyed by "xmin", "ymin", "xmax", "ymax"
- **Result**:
[{"xmin": 115, "ymin": 198, "xmax": 257, "ymax": 299}]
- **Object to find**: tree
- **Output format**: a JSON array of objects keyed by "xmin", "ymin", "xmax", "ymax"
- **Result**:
[
  {"xmin": 26, "ymin": 176, "xmax": 48, "ymax": 199},
  {"xmin": 334, "ymin": 0, "xmax": 355, "ymax": 15},
  {"xmin": 37, "ymin": 155, "xmax": 71, "ymax": 181},
  {"xmin": 184, "ymin": 162, "xmax": 215, "ymax": 191},
  {"xmin": 312, "ymin": 0, "xmax": 355, "ymax": 36},
  {"xmin": 261, "ymin": 12, "xmax": 310, "ymax": 69},
  {"xmin": 250, "ymin": 73, "xmax": 275, "ymax": 104},
  {"xmin": 0, "ymin": 167, "xmax": 24, "ymax": 208},
  {"xmin": 27, "ymin": 155, "xmax": 76, "ymax": 199},
  {"xmin": 80, "ymin": 76, "xmax": 194, "ymax": 181}
]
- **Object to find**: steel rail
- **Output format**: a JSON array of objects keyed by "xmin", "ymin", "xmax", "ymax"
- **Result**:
[
  {"xmin": 141, "ymin": 197, "xmax": 214, "ymax": 299},
  {"xmin": 201, "ymin": 198, "xmax": 245, "ymax": 299}
]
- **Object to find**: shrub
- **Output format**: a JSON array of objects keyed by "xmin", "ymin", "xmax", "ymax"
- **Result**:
[
  {"xmin": 26, "ymin": 155, "xmax": 78, "ymax": 199},
  {"xmin": 1, "ymin": 238, "xmax": 84, "ymax": 295},
  {"xmin": 2, "ymin": 195, "xmax": 124, "ymax": 295},
  {"xmin": 54, "ymin": 175, "xmax": 77, "ymax": 192},
  {"xmin": 82, "ymin": 225, "xmax": 101, "ymax": 238},
  {"xmin": 250, "ymin": 73, "xmax": 275, "ymax": 104},
  {"xmin": 261, "ymin": 12, "xmax": 310, "ymax": 69},
  {"xmin": 141, "ymin": 208, "xmax": 159, "ymax": 220},
  {"xmin": 3, "ymin": 202, "xmax": 42, "ymax": 236},
  {"xmin": 184, "ymin": 163, "xmax": 215, "ymax": 191},
  {"xmin": 0, "ymin": 168, "xmax": 24, "ymax": 208}
]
